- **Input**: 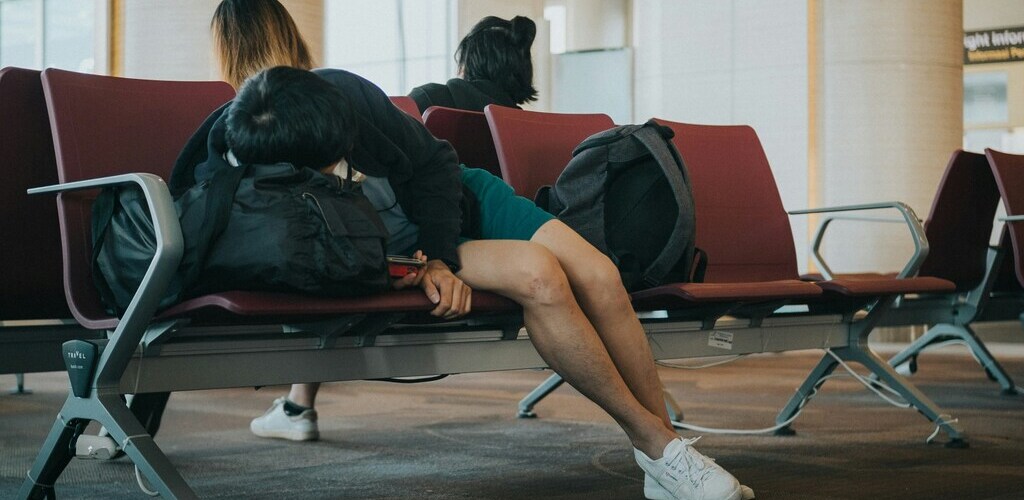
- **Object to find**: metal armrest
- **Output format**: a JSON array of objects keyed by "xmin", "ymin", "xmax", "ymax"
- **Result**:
[
  {"xmin": 998, "ymin": 215, "xmax": 1024, "ymax": 222},
  {"xmin": 789, "ymin": 201, "xmax": 927, "ymax": 281},
  {"xmin": 29, "ymin": 173, "xmax": 183, "ymax": 387}
]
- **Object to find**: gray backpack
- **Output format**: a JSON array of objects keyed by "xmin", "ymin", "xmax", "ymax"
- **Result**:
[{"xmin": 538, "ymin": 120, "xmax": 700, "ymax": 291}]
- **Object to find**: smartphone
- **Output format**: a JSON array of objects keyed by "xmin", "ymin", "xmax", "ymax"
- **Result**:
[{"xmin": 387, "ymin": 255, "xmax": 425, "ymax": 278}]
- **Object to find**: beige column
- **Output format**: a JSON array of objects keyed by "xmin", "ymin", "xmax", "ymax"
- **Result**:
[
  {"xmin": 281, "ymin": 0, "xmax": 324, "ymax": 65},
  {"xmin": 813, "ymin": 0, "xmax": 963, "ymax": 273},
  {"xmin": 120, "ymin": 0, "xmax": 323, "ymax": 81}
]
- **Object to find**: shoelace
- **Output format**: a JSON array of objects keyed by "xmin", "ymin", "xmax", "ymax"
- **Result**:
[{"xmin": 664, "ymin": 437, "xmax": 717, "ymax": 489}]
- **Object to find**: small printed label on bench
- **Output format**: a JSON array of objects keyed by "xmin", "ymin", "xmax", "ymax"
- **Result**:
[{"xmin": 708, "ymin": 331, "xmax": 733, "ymax": 350}]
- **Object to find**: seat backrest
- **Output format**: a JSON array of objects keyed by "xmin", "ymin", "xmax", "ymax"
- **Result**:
[
  {"xmin": 986, "ymin": 148, "xmax": 1024, "ymax": 288},
  {"xmin": 485, "ymin": 105, "xmax": 614, "ymax": 198},
  {"xmin": 42, "ymin": 68, "xmax": 235, "ymax": 328},
  {"xmin": 389, "ymin": 95, "xmax": 423, "ymax": 123},
  {"xmin": 915, "ymin": 150, "xmax": 1000, "ymax": 291},
  {"xmin": 654, "ymin": 119, "xmax": 799, "ymax": 283},
  {"xmin": 0, "ymin": 67, "xmax": 71, "ymax": 320},
  {"xmin": 989, "ymin": 228, "xmax": 1021, "ymax": 292},
  {"xmin": 423, "ymin": 106, "xmax": 502, "ymax": 178}
]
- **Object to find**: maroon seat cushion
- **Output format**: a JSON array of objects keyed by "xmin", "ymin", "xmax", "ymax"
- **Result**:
[
  {"xmin": 42, "ymin": 69, "xmax": 236, "ymax": 329},
  {"xmin": 0, "ymin": 67, "xmax": 70, "ymax": 320},
  {"xmin": 389, "ymin": 96, "xmax": 423, "ymax": 122},
  {"xmin": 423, "ymin": 106, "xmax": 502, "ymax": 179},
  {"xmin": 915, "ymin": 150, "xmax": 999, "ymax": 291},
  {"xmin": 654, "ymin": 120, "xmax": 801, "ymax": 284},
  {"xmin": 631, "ymin": 280, "xmax": 822, "ymax": 310},
  {"xmin": 486, "ymin": 105, "xmax": 614, "ymax": 198},
  {"xmin": 160, "ymin": 289, "xmax": 519, "ymax": 318},
  {"xmin": 816, "ymin": 277, "xmax": 955, "ymax": 297},
  {"xmin": 987, "ymin": 149, "xmax": 1024, "ymax": 289}
]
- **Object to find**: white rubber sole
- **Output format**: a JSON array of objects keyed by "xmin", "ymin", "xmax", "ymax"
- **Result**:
[
  {"xmin": 249, "ymin": 422, "xmax": 319, "ymax": 442},
  {"xmin": 643, "ymin": 474, "xmax": 750, "ymax": 500}
]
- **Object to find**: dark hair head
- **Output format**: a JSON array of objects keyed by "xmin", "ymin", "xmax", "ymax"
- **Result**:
[
  {"xmin": 225, "ymin": 66, "xmax": 356, "ymax": 170},
  {"xmin": 211, "ymin": 0, "xmax": 314, "ymax": 89},
  {"xmin": 455, "ymin": 15, "xmax": 537, "ymax": 105}
]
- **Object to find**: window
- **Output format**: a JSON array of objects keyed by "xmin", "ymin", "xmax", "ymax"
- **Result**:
[
  {"xmin": 324, "ymin": 0, "xmax": 454, "ymax": 96},
  {"xmin": 964, "ymin": 72, "xmax": 1008, "ymax": 125},
  {"xmin": 0, "ymin": 0, "xmax": 98, "ymax": 72}
]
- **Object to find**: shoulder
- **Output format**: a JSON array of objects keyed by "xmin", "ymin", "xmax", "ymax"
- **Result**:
[
  {"xmin": 409, "ymin": 82, "xmax": 452, "ymax": 101},
  {"xmin": 409, "ymin": 82, "xmax": 454, "ymax": 112},
  {"xmin": 312, "ymin": 68, "xmax": 388, "ymax": 101},
  {"xmin": 314, "ymin": 67, "xmax": 381, "ymax": 91}
]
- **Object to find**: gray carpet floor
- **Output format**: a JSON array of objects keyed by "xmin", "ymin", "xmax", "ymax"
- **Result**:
[{"xmin": 2, "ymin": 344, "xmax": 1023, "ymax": 499}]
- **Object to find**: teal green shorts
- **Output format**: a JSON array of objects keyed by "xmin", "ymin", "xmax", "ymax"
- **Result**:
[{"xmin": 460, "ymin": 165, "xmax": 554, "ymax": 242}]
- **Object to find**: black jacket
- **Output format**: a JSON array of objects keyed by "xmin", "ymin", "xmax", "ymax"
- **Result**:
[
  {"xmin": 171, "ymin": 68, "xmax": 468, "ymax": 269},
  {"xmin": 409, "ymin": 78, "xmax": 519, "ymax": 114}
]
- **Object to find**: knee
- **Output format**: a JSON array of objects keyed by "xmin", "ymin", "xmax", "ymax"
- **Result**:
[
  {"xmin": 514, "ymin": 246, "xmax": 572, "ymax": 307},
  {"xmin": 577, "ymin": 253, "xmax": 628, "ymax": 301}
]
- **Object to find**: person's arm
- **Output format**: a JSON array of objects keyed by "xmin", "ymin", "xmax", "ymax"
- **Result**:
[
  {"xmin": 315, "ymin": 69, "xmax": 464, "ymax": 265},
  {"xmin": 408, "ymin": 85, "xmax": 432, "ymax": 115},
  {"xmin": 408, "ymin": 82, "xmax": 453, "ymax": 115}
]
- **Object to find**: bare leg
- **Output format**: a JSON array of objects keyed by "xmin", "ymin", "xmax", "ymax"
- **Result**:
[
  {"xmin": 531, "ymin": 220, "xmax": 673, "ymax": 430},
  {"xmin": 457, "ymin": 240, "xmax": 677, "ymax": 458},
  {"xmin": 287, "ymin": 383, "xmax": 320, "ymax": 408}
]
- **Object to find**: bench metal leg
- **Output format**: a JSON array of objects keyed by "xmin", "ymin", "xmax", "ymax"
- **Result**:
[
  {"xmin": 887, "ymin": 323, "xmax": 1018, "ymax": 395},
  {"xmin": 775, "ymin": 343, "xmax": 967, "ymax": 445},
  {"xmin": 20, "ymin": 392, "xmax": 197, "ymax": 499},
  {"xmin": 776, "ymin": 299, "xmax": 967, "ymax": 446},
  {"xmin": 18, "ymin": 409, "xmax": 84, "ymax": 499},
  {"xmin": 842, "ymin": 343, "xmax": 967, "ymax": 445},
  {"xmin": 774, "ymin": 352, "xmax": 839, "ymax": 435},
  {"xmin": 517, "ymin": 372, "xmax": 564, "ymax": 418},
  {"xmin": 10, "ymin": 373, "xmax": 32, "ymax": 395}
]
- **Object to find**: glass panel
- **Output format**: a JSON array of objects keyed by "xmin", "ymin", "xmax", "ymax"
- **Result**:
[
  {"xmin": 0, "ymin": 0, "xmax": 39, "ymax": 69},
  {"xmin": 43, "ymin": 0, "xmax": 94, "ymax": 72},
  {"xmin": 404, "ymin": 56, "xmax": 448, "ymax": 94},
  {"xmin": 325, "ymin": 0, "xmax": 400, "ymax": 67},
  {"xmin": 964, "ymin": 72, "xmax": 1009, "ymax": 124},
  {"xmin": 401, "ymin": 0, "xmax": 448, "ymax": 59},
  {"xmin": 326, "ymin": 0, "xmax": 453, "ymax": 92}
]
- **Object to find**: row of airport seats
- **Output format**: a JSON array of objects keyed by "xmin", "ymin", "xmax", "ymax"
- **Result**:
[
  {"xmin": 1, "ymin": 65, "xmax": 1017, "ymax": 497},
  {"xmin": 478, "ymin": 105, "xmax": 1024, "ymax": 414}
]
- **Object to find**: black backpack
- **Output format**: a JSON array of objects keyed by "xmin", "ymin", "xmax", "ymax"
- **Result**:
[
  {"xmin": 537, "ymin": 120, "xmax": 701, "ymax": 292},
  {"xmin": 91, "ymin": 163, "xmax": 390, "ymax": 315}
]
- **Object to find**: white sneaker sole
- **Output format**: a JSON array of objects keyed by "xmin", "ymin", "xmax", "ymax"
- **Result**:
[
  {"xmin": 250, "ymin": 422, "xmax": 319, "ymax": 442},
  {"xmin": 643, "ymin": 475, "xmax": 748, "ymax": 500}
]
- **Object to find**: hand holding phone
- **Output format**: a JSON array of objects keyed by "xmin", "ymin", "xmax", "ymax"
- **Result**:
[{"xmin": 387, "ymin": 254, "xmax": 426, "ymax": 279}]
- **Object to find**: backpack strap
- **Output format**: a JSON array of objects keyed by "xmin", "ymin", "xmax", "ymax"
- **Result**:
[
  {"xmin": 549, "ymin": 144, "xmax": 614, "ymax": 254},
  {"xmin": 632, "ymin": 123, "xmax": 697, "ymax": 287},
  {"xmin": 90, "ymin": 187, "xmax": 122, "ymax": 312},
  {"xmin": 176, "ymin": 164, "xmax": 247, "ymax": 292}
]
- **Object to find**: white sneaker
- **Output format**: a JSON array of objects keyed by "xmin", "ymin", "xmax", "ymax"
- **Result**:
[
  {"xmin": 75, "ymin": 434, "xmax": 121, "ymax": 460},
  {"xmin": 644, "ymin": 475, "xmax": 755, "ymax": 500},
  {"xmin": 250, "ymin": 397, "xmax": 319, "ymax": 441},
  {"xmin": 635, "ymin": 437, "xmax": 742, "ymax": 500}
]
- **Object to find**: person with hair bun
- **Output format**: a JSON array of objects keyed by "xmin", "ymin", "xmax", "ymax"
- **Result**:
[{"xmin": 409, "ymin": 15, "xmax": 538, "ymax": 113}]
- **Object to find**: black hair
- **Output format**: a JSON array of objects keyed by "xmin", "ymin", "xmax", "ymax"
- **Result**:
[
  {"xmin": 225, "ymin": 66, "xmax": 356, "ymax": 170},
  {"xmin": 455, "ymin": 16, "xmax": 538, "ymax": 105}
]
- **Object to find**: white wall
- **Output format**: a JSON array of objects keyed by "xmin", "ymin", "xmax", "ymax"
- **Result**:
[{"xmin": 324, "ymin": 0, "xmax": 452, "ymax": 95}]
